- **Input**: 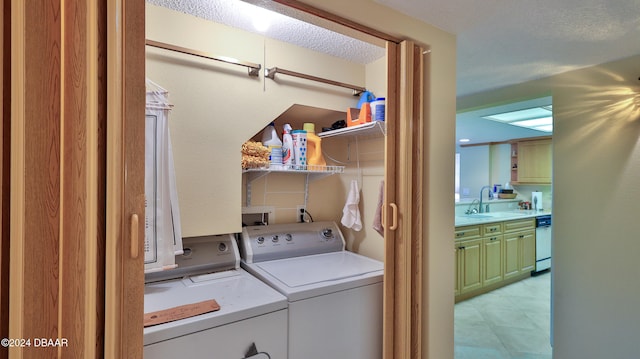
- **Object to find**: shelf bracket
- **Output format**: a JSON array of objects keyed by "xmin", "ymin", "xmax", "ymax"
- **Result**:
[{"xmin": 243, "ymin": 166, "xmax": 344, "ymax": 207}]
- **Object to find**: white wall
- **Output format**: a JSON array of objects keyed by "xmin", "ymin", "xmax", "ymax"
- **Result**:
[
  {"xmin": 458, "ymin": 54, "xmax": 640, "ymax": 358},
  {"xmin": 459, "ymin": 143, "xmax": 512, "ymax": 200},
  {"xmin": 552, "ymin": 56, "xmax": 640, "ymax": 359},
  {"xmin": 146, "ymin": 5, "xmax": 366, "ymax": 236},
  {"xmin": 459, "ymin": 145, "xmax": 490, "ymax": 198},
  {"xmin": 337, "ymin": 136, "xmax": 386, "ymax": 261},
  {"xmin": 512, "ymin": 183, "xmax": 552, "ymax": 210},
  {"xmin": 490, "ymin": 143, "xmax": 511, "ymax": 187}
]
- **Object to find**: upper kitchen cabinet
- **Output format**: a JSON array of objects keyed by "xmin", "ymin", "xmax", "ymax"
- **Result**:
[
  {"xmin": 511, "ymin": 138, "xmax": 552, "ymax": 184},
  {"xmin": 145, "ymin": 4, "xmax": 386, "ymax": 237}
]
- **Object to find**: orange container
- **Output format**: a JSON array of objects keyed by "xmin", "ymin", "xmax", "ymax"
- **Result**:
[
  {"xmin": 346, "ymin": 103, "xmax": 372, "ymax": 127},
  {"xmin": 359, "ymin": 102, "xmax": 372, "ymax": 124},
  {"xmin": 303, "ymin": 123, "xmax": 326, "ymax": 168},
  {"xmin": 347, "ymin": 108, "xmax": 360, "ymax": 127}
]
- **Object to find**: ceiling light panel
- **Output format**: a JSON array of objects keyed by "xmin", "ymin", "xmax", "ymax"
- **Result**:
[
  {"xmin": 534, "ymin": 125, "xmax": 553, "ymax": 132},
  {"xmin": 510, "ymin": 117, "xmax": 552, "ymax": 128},
  {"xmin": 509, "ymin": 117, "xmax": 553, "ymax": 132},
  {"xmin": 483, "ymin": 107, "xmax": 552, "ymax": 123},
  {"xmin": 481, "ymin": 106, "xmax": 553, "ymax": 133}
]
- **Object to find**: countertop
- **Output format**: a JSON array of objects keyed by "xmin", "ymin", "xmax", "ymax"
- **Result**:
[
  {"xmin": 455, "ymin": 210, "xmax": 552, "ymax": 227},
  {"xmin": 455, "ymin": 198, "xmax": 520, "ymax": 206}
]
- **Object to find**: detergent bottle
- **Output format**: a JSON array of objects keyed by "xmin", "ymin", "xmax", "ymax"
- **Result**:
[
  {"xmin": 302, "ymin": 123, "xmax": 326, "ymax": 169},
  {"xmin": 282, "ymin": 124, "xmax": 294, "ymax": 169},
  {"xmin": 261, "ymin": 122, "xmax": 282, "ymax": 168}
]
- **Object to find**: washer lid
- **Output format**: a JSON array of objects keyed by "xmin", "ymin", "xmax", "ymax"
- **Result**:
[
  {"xmin": 143, "ymin": 269, "xmax": 287, "ymax": 346},
  {"xmin": 255, "ymin": 251, "xmax": 383, "ymax": 288}
]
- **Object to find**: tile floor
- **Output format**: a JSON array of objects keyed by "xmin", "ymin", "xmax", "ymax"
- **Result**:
[{"xmin": 455, "ymin": 271, "xmax": 552, "ymax": 359}]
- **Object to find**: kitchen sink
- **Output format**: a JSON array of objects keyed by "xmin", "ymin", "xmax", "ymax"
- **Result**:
[
  {"xmin": 460, "ymin": 214, "xmax": 493, "ymax": 218},
  {"xmin": 456, "ymin": 210, "xmax": 542, "ymax": 226},
  {"xmin": 486, "ymin": 211, "xmax": 529, "ymax": 218},
  {"xmin": 460, "ymin": 211, "xmax": 530, "ymax": 219}
]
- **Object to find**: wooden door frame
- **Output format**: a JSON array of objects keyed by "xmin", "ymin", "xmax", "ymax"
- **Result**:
[{"xmin": 104, "ymin": 0, "xmax": 145, "ymax": 357}]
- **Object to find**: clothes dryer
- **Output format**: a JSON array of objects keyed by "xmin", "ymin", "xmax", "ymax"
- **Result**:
[{"xmin": 240, "ymin": 222, "xmax": 383, "ymax": 359}]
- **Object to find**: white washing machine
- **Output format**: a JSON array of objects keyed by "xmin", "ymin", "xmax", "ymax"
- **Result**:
[
  {"xmin": 144, "ymin": 234, "xmax": 288, "ymax": 359},
  {"xmin": 240, "ymin": 222, "xmax": 383, "ymax": 359}
]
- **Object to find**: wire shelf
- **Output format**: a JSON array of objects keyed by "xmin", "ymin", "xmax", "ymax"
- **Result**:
[
  {"xmin": 317, "ymin": 121, "xmax": 386, "ymax": 139},
  {"xmin": 243, "ymin": 165, "xmax": 344, "ymax": 177}
]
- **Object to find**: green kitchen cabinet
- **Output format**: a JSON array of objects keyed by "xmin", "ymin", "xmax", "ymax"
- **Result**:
[
  {"xmin": 482, "ymin": 233, "xmax": 504, "ymax": 286},
  {"xmin": 457, "ymin": 238, "xmax": 483, "ymax": 295},
  {"xmin": 503, "ymin": 218, "xmax": 536, "ymax": 280}
]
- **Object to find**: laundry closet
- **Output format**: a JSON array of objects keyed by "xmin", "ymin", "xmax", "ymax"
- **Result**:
[
  {"xmin": 142, "ymin": 2, "xmax": 405, "ymax": 358},
  {"xmin": 145, "ymin": 3, "xmax": 388, "ymax": 261}
]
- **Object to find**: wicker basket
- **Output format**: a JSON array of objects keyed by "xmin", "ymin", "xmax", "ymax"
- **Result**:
[{"xmin": 498, "ymin": 193, "xmax": 517, "ymax": 199}]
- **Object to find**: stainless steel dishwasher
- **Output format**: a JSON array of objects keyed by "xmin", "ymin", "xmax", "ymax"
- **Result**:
[{"xmin": 535, "ymin": 215, "xmax": 552, "ymax": 272}]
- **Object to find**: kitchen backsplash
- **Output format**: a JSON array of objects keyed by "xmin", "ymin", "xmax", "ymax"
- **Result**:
[
  {"xmin": 455, "ymin": 184, "xmax": 552, "ymax": 215},
  {"xmin": 513, "ymin": 184, "xmax": 552, "ymax": 211}
]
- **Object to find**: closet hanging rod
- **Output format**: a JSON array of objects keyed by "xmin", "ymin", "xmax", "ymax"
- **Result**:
[
  {"xmin": 145, "ymin": 39, "xmax": 261, "ymax": 77},
  {"xmin": 265, "ymin": 67, "xmax": 366, "ymax": 96}
]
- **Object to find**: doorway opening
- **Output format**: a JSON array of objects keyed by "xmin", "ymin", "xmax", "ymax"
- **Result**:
[{"xmin": 454, "ymin": 96, "xmax": 554, "ymax": 358}]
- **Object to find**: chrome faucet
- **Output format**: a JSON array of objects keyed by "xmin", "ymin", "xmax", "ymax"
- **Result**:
[
  {"xmin": 479, "ymin": 186, "xmax": 492, "ymax": 213},
  {"xmin": 465, "ymin": 199, "xmax": 480, "ymax": 214}
]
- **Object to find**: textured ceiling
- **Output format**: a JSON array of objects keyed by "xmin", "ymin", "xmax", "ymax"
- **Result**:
[
  {"xmin": 148, "ymin": 0, "xmax": 639, "ymax": 145},
  {"xmin": 376, "ymin": 0, "xmax": 640, "ymax": 97},
  {"xmin": 148, "ymin": 0, "xmax": 640, "ymax": 96},
  {"xmin": 375, "ymin": 0, "xmax": 640, "ymax": 145},
  {"xmin": 146, "ymin": 0, "xmax": 386, "ymax": 64},
  {"xmin": 455, "ymin": 96, "xmax": 553, "ymax": 149}
]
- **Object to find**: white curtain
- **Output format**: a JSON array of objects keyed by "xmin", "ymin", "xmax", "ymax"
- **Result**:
[{"xmin": 144, "ymin": 79, "xmax": 183, "ymax": 273}]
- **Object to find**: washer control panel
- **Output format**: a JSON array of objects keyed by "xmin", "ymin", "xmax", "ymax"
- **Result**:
[
  {"xmin": 240, "ymin": 221, "xmax": 345, "ymax": 263},
  {"xmin": 144, "ymin": 233, "xmax": 240, "ymax": 283}
]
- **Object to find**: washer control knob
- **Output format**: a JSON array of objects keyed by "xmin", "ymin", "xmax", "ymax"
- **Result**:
[
  {"xmin": 256, "ymin": 236, "xmax": 265, "ymax": 244},
  {"xmin": 321, "ymin": 228, "xmax": 333, "ymax": 239},
  {"xmin": 218, "ymin": 242, "xmax": 228, "ymax": 252},
  {"xmin": 285, "ymin": 234, "xmax": 293, "ymax": 241},
  {"xmin": 272, "ymin": 235, "xmax": 279, "ymax": 243}
]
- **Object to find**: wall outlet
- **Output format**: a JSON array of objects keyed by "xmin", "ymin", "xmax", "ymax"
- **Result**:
[{"xmin": 296, "ymin": 205, "xmax": 306, "ymax": 222}]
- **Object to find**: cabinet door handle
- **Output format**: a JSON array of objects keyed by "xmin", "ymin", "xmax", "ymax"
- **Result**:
[
  {"xmin": 130, "ymin": 214, "xmax": 139, "ymax": 259},
  {"xmin": 389, "ymin": 203, "xmax": 398, "ymax": 231},
  {"xmin": 519, "ymin": 234, "xmax": 525, "ymax": 239},
  {"xmin": 458, "ymin": 246, "xmax": 465, "ymax": 250},
  {"xmin": 456, "ymin": 232, "xmax": 464, "ymax": 237},
  {"xmin": 490, "ymin": 237, "xmax": 497, "ymax": 241}
]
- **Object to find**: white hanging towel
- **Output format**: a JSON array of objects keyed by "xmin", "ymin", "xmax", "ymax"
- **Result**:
[{"xmin": 341, "ymin": 180, "xmax": 362, "ymax": 231}]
